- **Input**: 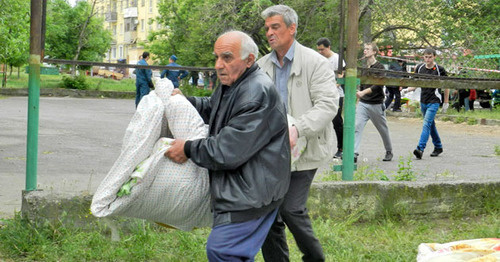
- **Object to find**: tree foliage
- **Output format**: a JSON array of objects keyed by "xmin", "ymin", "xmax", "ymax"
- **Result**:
[
  {"xmin": 45, "ymin": 0, "xmax": 112, "ymax": 64},
  {"xmin": 0, "ymin": 0, "xmax": 29, "ymax": 86},
  {"xmin": 147, "ymin": 0, "xmax": 498, "ymax": 74}
]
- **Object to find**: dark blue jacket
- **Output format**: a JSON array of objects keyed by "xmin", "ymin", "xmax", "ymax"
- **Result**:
[
  {"xmin": 135, "ymin": 59, "xmax": 153, "ymax": 88},
  {"xmin": 160, "ymin": 62, "xmax": 188, "ymax": 88}
]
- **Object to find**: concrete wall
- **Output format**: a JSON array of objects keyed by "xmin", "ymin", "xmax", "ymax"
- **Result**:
[{"xmin": 21, "ymin": 181, "xmax": 500, "ymax": 228}]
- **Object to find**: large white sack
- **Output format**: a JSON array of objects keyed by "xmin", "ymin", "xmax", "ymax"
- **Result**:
[{"xmin": 91, "ymin": 79, "xmax": 212, "ymax": 231}]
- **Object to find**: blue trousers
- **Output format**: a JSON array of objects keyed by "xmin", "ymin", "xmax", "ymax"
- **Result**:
[
  {"xmin": 418, "ymin": 103, "xmax": 442, "ymax": 151},
  {"xmin": 206, "ymin": 208, "xmax": 278, "ymax": 262}
]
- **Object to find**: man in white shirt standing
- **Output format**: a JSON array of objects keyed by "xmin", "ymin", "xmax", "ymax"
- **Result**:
[{"xmin": 317, "ymin": 37, "xmax": 346, "ymax": 159}]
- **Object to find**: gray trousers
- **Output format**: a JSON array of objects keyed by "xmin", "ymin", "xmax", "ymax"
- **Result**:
[
  {"xmin": 261, "ymin": 169, "xmax": 325, "ymax": 262},
  {"xmin": 354, "ymin": 101, "xmax": 392, "ymax": 154}
]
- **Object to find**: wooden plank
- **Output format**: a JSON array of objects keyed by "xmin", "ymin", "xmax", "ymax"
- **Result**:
[{"xmin": 359, "ymin": 75, "xmax": 500, "ymax": 90}]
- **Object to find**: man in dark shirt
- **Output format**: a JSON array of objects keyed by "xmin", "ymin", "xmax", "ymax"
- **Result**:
[
  {"xmin": 354, "ymin": 42, "xmax": 393, "ymax": 162},
  {"xmin": 408, "ymin": 48, "xmax": 449, "ymax": 159}
]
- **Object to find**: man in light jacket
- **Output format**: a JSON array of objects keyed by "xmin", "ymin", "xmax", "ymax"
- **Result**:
[{"xmin": 257, "ymin": 4, "xmax": 339, "ymax": 262}]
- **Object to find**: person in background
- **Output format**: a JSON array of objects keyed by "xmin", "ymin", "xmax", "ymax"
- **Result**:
[
  {"xmin": 190, "ymin": 70, "xmax": 199, "ymax": 87},
  {"xmin": 317, "ymin": 37, "xmax": 346, "ymax": 159},
  {"xmin": 355, "ymin": 42, "xmax": 393, "ymax": 163},
  {"xmin": 384, "ymin": 58, "xmax": 406, "ymax": 112},
  {"xmin": 161, "ymin": 55, "xmax": 188, "ymax": 88},
  {"xmin": 257, "ymin": 5, "xmax": 339, "ymax": 262},
  {"xmin": 135, "ymin": 51, "xmax": 154, "ymax": 108},
  {"xmin": 408, "ymin": 48, "xmax": 449, "ymax": 159},
  {"xmin": 165, "ymin": 30, "xmax": 291, "ymax": 262}
]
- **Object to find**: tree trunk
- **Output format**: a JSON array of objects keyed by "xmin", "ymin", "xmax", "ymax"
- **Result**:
[
  {"xmin": 72, "ymin": 0, "xmax": 97, "ymax": 75},
  {"xmin": 18, "ymin": 67, "xmax": 20, "ymax": 79},
  {"xmin": 2, "ymin": 64, "xmax": 6, "ymax": 88}
]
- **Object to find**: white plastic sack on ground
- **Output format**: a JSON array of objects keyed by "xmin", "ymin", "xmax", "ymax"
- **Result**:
[
  {"xmin": 417, "ymin": 238, "xmax": 500, "ymax": 262},
  {"xmin": 287, "ymin": 115, "xmax": 306, "ymax": 166},
  {"xmin": 91, "ymin": 78, "xmax": 212, "ymax": 231}
]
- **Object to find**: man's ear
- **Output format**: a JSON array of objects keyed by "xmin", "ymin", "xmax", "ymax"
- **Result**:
[
  {"xmin": 246, "ymin": 53, "xmax": 255, "ymax": 67},
  {"xmin": 289, "ymin": 23, "xmax": 297, "ymax": 36}
]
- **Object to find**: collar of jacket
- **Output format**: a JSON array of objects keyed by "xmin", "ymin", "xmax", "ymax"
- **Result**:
[
  {"xmin": 221, "ymin": 63, "xmax": 259, "ymax": 89},
  {"xmin": 260, "ymin": 41, "xmax": 304, "ymax": 79}
]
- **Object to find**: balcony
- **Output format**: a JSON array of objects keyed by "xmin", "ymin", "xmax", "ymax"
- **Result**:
[
  {"xmin": 105, "ymin": 11, "xmax": 117, "ymax": 22},
  {"xmin": 124, "ymin": 7, "xmax": 138, "ymax": 18},
  {"xmin": 124, "ymin": 31, "xmax": 137, "ymax": 44}
]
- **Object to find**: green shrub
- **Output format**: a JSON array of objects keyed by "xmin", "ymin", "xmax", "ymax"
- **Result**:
[
  {"xmin": 394, "ymin": 155, "xmax": 417, "ymax": 181},
  {"xmin": 454, "ymin": 116, "xmax": 466, "ymax": 124},
  {"xmin": 62, "ymin": 75, "xmax": 90, "ymax": 90},
  {"xmin": 467, "ymin": 117, "xmax": 478, "ymax": 125}
]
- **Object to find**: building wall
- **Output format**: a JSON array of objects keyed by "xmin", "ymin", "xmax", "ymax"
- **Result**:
[{"xmin": 93, "ymin": 0, "xmax": 160, "ymax": 69}]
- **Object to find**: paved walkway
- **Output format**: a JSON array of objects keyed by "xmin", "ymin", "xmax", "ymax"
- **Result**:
[{"xmin": 1, "ymin": 96, "xmax": 499, "ymax": 218}]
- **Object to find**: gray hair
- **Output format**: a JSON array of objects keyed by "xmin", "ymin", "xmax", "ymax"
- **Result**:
[
  {"xmin": 261, "ymin": 5, "xmax": 298, "ymax": 36},
  {"xmin": 220, "ymin": 30, "xmax": 259, "ymax": 60}
]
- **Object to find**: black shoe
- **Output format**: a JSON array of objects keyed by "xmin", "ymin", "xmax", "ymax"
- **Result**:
[
  {"xmin": 393, "ymin": 109, "xmax": 402, "ymax": 112},
  {"xmin": 354, "ymin": 153, "xmax": 359, "ymax": 163},
  {"xmin": 430, "ymin": 148, "xmax": 443, "ymax": 157},
  {"xmin": 334, "ymin": 150, "xmax": 343, "ymax": 159},
  {"xmin": 413, "ymin": 149, "xmax": 423, "ymax": 159},
  {"xmin": 383, "ymin": 151, "xmax": 393, "ymax": 161}
]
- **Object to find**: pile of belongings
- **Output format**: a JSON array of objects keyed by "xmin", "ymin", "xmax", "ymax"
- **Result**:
[{"xmin": 417, "ymin": 238, "xmax": 500, "ymax": 262}]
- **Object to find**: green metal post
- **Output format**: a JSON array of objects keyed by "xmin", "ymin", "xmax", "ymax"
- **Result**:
[
  {"xmin": 342, "ymin": 0, "xmax": 359, "ymax": 181},
  {"xmin": 26, "ymin": 0, "xmax": 43, "ymax": 191}
]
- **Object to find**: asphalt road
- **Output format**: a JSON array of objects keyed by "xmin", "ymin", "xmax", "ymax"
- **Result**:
[{"xmin": 1, "ymin": 96, "xmax": 499, "ymax": 218}]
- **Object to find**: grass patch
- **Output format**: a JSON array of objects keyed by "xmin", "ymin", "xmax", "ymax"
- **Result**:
[
  {"xmin": 446, "ymin": 107, "xmax": 500, "ymax": 120},
  {"xmin": 0, "ymin": 212, "xmax": 498, "ymax": 261}
]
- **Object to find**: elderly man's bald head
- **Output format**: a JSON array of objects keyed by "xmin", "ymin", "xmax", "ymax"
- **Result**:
[{"xmin": 213, "ymin": 31, "xmax": 258, "ymax": 86}]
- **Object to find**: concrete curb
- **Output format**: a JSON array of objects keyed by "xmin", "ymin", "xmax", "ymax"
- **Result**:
[{"xmin": 20, "ymin": 181, "xmax": 500, "ymax": 228}]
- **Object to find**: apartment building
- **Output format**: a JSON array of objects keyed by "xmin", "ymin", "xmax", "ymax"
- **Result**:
[{"xmin": 93, "ymin": 0, "xmax": 160, "ymax": 72}]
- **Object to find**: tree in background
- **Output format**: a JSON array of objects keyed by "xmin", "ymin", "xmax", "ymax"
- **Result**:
[
  {"xmin": 45, "ymin": 0, "xmax": 112, "ymax": 71},
  {"xmin": 0, "ymin": 0, "xmax": 30, "ymax": 87},
  {"xmin": 148, "ymin": 0, "xmax": 497, "ymax": 74}
]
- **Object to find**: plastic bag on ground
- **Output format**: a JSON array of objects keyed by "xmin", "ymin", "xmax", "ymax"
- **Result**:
[{"xmin": 417, "ymin": 238, "xmax": 500, "ymax": 262}]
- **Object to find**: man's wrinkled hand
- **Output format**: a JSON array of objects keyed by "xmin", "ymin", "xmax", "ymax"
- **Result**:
[
  {"xmin": 164, "ymin": 139, "xmax": 188, "ymax": 164},
  {"xmin": 171, "ymin": 88, "xmax": 183, "ymax": 96},
  {"xmin": 289, "ymin": 125, "xmax": 298, "ymax": 149}
]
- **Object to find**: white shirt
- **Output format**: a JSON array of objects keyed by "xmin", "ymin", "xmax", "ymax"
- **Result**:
[{"xmin": 327, "ymin": 53, "xmax": 346, "ymax": 97}]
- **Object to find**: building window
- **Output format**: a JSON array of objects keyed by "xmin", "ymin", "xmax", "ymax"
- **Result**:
[
  {"xmin": 126, "ymin": 22, "xmax": 130, "ymax": 32},
  {"xmin": 113, "ymin": 25, "xmax": 117, "ymax": 35},
  {"xmin": 141, "ymin": 0, "xmax": 145, "ymax": 7},
  {"xmin": 119, "ymin": 46, "xmax": 123, "ymax": 59},
  {"xmin": 148, "ymin": 19, "xmax": 152, "ymax": 31},
  {"xmin": 125, "ymin": 0, "xmax": 128, "ymax": 8},
  {"xmin": 119, "ymin": 23, "xmax": 123, "ymax": 34},
  {"xmin": 141, "ymin": 19, "xmax": 144, "ymax": 31},
  {"xmin": 149, "ymin": 0, "xmax": 153, "ymax": 13},
  {"xmin": 112, "ymin": 47, "xmax": 116, "ymax": 59}
]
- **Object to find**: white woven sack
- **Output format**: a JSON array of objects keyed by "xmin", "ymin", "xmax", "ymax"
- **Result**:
[{"xmin": 91, "ymin": 79, "xmax": 212, "ymax": 230}]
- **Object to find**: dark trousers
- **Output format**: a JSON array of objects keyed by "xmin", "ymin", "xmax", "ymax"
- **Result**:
[
  {"xmin": 262, "ymin": 169, "xmax": 324, "ymax": 262},
  {"xmin": 333, "ymin": 97, "xmax": 344, "ymax": 150},
  {"xmin": 135, "ymin": 83, "xmax": 150, "ymax": 108},
  {"xmin": 384, "ymin": 86, "xmax": 401, "ymax": 111}
]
